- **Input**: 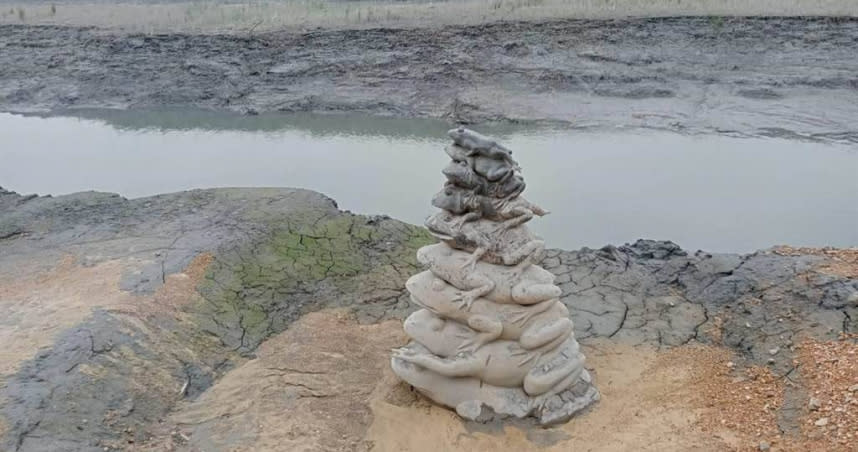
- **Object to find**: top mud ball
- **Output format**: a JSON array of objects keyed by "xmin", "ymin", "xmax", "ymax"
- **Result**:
[{"xmin": 391, "ymin": 128, "xmax": 599, "ymax": 425}]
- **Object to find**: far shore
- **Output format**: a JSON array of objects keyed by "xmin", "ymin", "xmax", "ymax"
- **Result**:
[{"xmin": 1, "ymin": 0, "xmax": 856, "ymax": 34}]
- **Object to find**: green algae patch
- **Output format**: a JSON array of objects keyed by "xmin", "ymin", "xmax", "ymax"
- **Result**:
[
  {"xmin": 268, "ymin": 216, "xmax": 370, "ymax": 280},
  {"xmin": 194, "ymin": 213, "xmax": 434, "ymax": 352}
]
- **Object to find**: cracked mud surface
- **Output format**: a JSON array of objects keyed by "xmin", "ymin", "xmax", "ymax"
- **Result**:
[
  {"xmin": 2, "ymin": 17, "xmax": 858, "ymax": 141},
  {"xmin": 0, "ymin": 186, "xmax": 856, "ymax": 450},
  {"xmin": 0, "ymin": 187, "xmax": 432, "ymax": 451}
]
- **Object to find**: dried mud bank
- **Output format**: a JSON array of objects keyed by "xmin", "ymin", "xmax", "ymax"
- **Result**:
[
  {"xmin": 0, "ymin": 186, "xmax": 856, "ymax": 451},
  {"xmin": 2, "ymin": 16, "xmax": 858, "ymax": 141}
]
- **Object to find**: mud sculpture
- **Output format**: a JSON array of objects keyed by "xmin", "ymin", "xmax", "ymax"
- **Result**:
[{"xmin": 391, "ymin": 127, "xmax": 599, "ymax": 424}]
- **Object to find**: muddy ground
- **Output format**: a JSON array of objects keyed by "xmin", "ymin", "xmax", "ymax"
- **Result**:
[
  {"xmin": 1, "ymin": 12, "xmax": 857, "ymax": 451},
  {"xmin": 2, "ymin": 16, "xmax": 858, "ymax": 141},
  {"xmin": 0, "ymin": 186, "xmax": 856, "ymax": 451}
]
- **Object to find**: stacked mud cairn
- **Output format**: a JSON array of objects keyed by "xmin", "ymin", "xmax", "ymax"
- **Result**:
[{"xmin": 391, "ymin": 128, "xmax": 599, "ymax": 424}]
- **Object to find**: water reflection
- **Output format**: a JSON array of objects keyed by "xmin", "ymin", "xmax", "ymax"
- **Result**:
[
  {"xmin": 26, "ymin": 108, "xmax": 572, "ymax": 138},
  {"xmin": 1, "ymin": 111, "xmax": 855, "ymax": 253}
]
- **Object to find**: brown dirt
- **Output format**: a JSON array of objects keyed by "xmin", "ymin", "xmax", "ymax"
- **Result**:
[
  {"xmin": 142, "ymin": 309, "xmax": 858, "ymax": 451},
  {"xmin": 0, "ymin": 251, "xmax": 216, "ymax": 450},
  {"xmin": 3, "ymin": 243, "xmax": 853, "ymax": 451},
  {"xmin": 149, "ymin": 309, "xmax": 836, "ymax": 451},
  {"xmin": 0, "ymin": 253, "xmax": 214, "ymax": 379},
  {"xmin": 111, "ymin": 253, "xmax": 214, "ymax": 319},
  {"xmin": 773, "ymin": 246, "xmax": 858, "ymax": 279},
  {"xmin": 0, "ymin": 254, "xmax": 134, "ymax": 378},
  {"xmin": 138, "ymin": 309, "xmax": 409, "ymax": 452},
  {"xmin": 792, "ymin": 335, "xmax": 858, "ymax": 451},
  {"xmin": 679, "ymin": 347, "xmax": 785, "ymax": 450},
  {"xmin": 4, "ymin": 242, "xmax": 854, "ymax": 452},
  {"xmin": 368, "ymin": 340, "xmax": 722, "ymax": 452}
]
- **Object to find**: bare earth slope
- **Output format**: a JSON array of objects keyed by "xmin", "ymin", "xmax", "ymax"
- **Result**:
[
  {"xmin": 0, "ymin": 187, "xmax": 855, "ymax": 451},
  {"xmin": 2, "ymin": 17, "xmax": 858, "ymax": 141}
]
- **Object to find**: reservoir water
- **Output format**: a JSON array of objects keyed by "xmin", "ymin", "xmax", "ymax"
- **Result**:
[{"xmin": 1, "ymin": 110, "xmax": 855, "ymax": 253}]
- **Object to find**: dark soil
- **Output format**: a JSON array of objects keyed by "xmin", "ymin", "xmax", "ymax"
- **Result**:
[{"xmin": 2, "ymin": 17, "xmax": 858, "ymax": 141}]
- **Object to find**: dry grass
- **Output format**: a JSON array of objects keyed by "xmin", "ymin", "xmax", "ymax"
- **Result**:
[{"xmin": 0, "ymin": 0, "xmax": 855, "ymax": 34}]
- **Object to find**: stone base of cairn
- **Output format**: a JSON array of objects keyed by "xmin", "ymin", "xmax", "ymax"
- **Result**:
[{"xmin": 391, "ymin": 128, "xmax": 598, "ymax": 425}]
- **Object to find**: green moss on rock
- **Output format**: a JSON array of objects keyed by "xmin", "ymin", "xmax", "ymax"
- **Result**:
[{"xmin": 194, "ymin": 213, "xmax": 433, "ymax": 352}]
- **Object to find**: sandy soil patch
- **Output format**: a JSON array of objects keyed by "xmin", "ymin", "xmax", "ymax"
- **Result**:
[
  {"xmin": 0, "ymin": 252, "xmax": 212, "ymax": 378},
  {"xmin": 140, "ymin": 309, "xmax": 408, "ymax": 451},
  {"xmin": 368, "ymin": 340, "xmax": 723, "ymax": 452},
  {"xmin": 146, "ymin": 309, "xmax": 830, "ymax": 451},
  {"xmin": 0, "ymin": 255, "xmax": 134, "ymax": 377},
  {"xmin": 4, "ymin": 245, "xmax": 851, "ymax": 451},
  {"xmin": 672, "ymin": 347, "xmax": 785, "ymax": 451}
]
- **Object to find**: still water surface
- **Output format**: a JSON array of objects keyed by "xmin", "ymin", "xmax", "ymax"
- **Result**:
[{"xmin": 1, "ymin": 110, "xmax": 855, "ymax": 253}]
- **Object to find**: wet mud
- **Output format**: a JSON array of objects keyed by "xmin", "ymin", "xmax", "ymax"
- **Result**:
[
  {"xmin": 2, "ymin": 16, "xmax": 858, "ymax": 141},
  {"xmin": 1, "ymin": 15, "xmax": 857, "ymax": 449}
]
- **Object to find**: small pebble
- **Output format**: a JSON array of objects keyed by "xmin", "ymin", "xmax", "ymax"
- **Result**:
[
  {"xmin": 815, "ymin": 417, "xmax": 829, "ymax": 427},
  {"xmin": 768, "ymin": 347, "xmax": 779, "ymax": 355},
  {"xmin": 759, "ymin": 441, "xmax": 771, "ymax": 451},
  {"xmin": 849, "ymin": 384, "xmax": 858, "ymax": 392},
  {"xmin": 808, "ymin": 397, "xmax": 822, "ymax": 411}
]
